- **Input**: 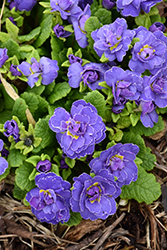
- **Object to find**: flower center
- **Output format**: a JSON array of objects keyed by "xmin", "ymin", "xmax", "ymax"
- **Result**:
[
  {"xmin": 86, "ymin": 182, "xmax": 102, "ymax": 203},
  {"xmin": 151, "ymin": 78, "xmax": 166, "ymax": 93},
  {"xmin": 109, "ymin": 154, "xmax": 124, "ymax": 171},
  {"xmin": 39, "ymin": 189, "xmax": 54, "ymax": 205},
  {"xmin": 82, "ymin": 69, "xmax": 99, "ymax": 85},
  {"xmin": 138, "ymin": 44, "xmax": 155, "ymax": 60},
  {"xmin": 66, "ymin": 118, "xmax": 86, "ymax": 139}
]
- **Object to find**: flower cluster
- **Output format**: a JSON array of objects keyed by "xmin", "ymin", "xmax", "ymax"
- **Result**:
[
  {"xmin": 49, "ymin": 100, "xmax": 106, "ymax": 159},
  {"xmin": 0, "ymin": 139, "xmax": 9, "ymax": 175},
  {"xmin": 4, "ymin": 119, "xmax": 20, "ymax": 141}
]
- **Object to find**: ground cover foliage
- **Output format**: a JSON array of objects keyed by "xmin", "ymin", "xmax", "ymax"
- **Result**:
[{"xmin": 0, "ymin": 0, "xmax": 167, "ymax": 249}]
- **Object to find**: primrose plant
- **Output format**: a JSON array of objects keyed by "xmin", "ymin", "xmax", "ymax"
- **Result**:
[{"xmin": 0, "ymin": 0, "xmax": 165, "ymax": 226}]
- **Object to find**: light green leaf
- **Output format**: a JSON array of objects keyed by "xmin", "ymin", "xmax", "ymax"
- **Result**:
[
  {"xmin": 6, "ymin": 18, "xmax": 19, "ymax": 41},
  {"xmin": 121, "ymin": 166, "xmax": 161, "ymax": 204},
  {"xmin": 65, "ymin": 158, "xmax": 75, "ymax": 168},
  {"xmin": 18, "ymin": 27, "xmax": 41, "ymax": 42},
  {"xmin": 94, "ymin": 8, "xmax": 112, "ymax": 25},
  {"xmin": 29, "ymin": 168, "xmax": 37, "ymax": 181},
  {"xmin": 26, "ymin": 155, "xmax": 41, "ymax": 167}
]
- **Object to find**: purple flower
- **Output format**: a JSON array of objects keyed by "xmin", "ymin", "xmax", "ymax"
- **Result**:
[
  {"xmin": 139, "ymin": 76, "xmax": 159, "ymax": 127},
  {"xmin": 71, "ymin": 4, "xmax": 91, "ymax": 48},
  {"xmin": 89, "ymin": 143, "xmax": 139, "ymax": 187},
  {"xmin": 4, "ymin": 119, "xmax": 20, "ymax": 141},
  {"xmin": 50, "ymin": 0, "xmax": 81, "ymax": 20},
  {"xmin": 0, "ymin": 139, "xmax": 9, "ymax": 175},
  {"xmin": 105, "ymin": 67, "xmax": 143, "ymax": 113},
  {"xmin": 102, "ymin": 0, "xmax": 115, "ymax": 10},
  {"xmin": 0, "ymin": 48, "xmax": 8, "ymax": 68},
  {"xmin": 70, "ymin": 170, "xmax": 121, "ymax": 220},
  {"xmin": 36, "ymin": 160, "xmax": 52, "ymax": 173},
  {"xmin": 10, "ymin": 64, "xmax": 22, "ymax": 76},
  {"xmin": 117, "ymin": 0, "xmax": 162, "ymax": 17},
  {"xmin": 68, "ymin": 62, "xmax": 110, "ymax": 90},
  {"xmin": 144, "ymin": 67, "xmax": 167, "ymax": 108},
  {"xmin": 53, "ymin": 24, "xmax": 72, "ymax": 38},
  {"xmin": 49, "ymin": 100, "xmax": 106, "ymax": 159},
  {"xmin": 129, "ymin": 27, "xmax": 167, "ymax": 74},
  {"xmin": 91, "ymin": 18, "xmax": 135, "ymax": 62},
  {"xmin": 78, "ymin": 0, "xmax": 93, "ymax": 10},
  {"xmin": 68, "ymin": 54, "xmax": 83, "ymax": 64},
  {"xmin": 149, "ymin": 22, "xmax": 165, "ymax": 33},
  {"xmin": 8, "ymin": 0, "xmax": 37, "ymax": 11},
  {"xmin": 18, "ymin": 57, "xmax": 59, "ymax": 88},
  {"xmin": 26, "ymin": 172, "xmax": 71, "ymax": 224}
]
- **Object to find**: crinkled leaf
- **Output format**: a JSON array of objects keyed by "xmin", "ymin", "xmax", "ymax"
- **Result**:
[
  {"xmin": 3, "ymin": 38, "xmax": 20, "ymax": 59},
  {"xmin": 120, "ymin": 166, "xmax": 161, "ymax": 204},
  {"xmin": 94, "ymin": 8, "xmax": 112, "ymax": 25},
  {"xmin": 84, "ymin": 90, "xmax": 107, "ymax": 119},
  {"xmin": 12, "ymin": 98, "xmax": 28, "ymax": 125},
  {"xmin": 8, "ymin": 149, "xmax": 26, "ymax": 168},
  {"xmin": 13, "ymin": 183, "xmax": 27, "ymax": 200},
  {"xmin": 34, "ymin": 15, "xmax": 53, "ymax": 48},
  {"xmin": 15, "ymin": 162, "xmax": 35, "ymax": 191},
  {"xmin": 6, "ymin": 18, "xmax": 19, "ymax": 41},
  {"xmin": 21, "ymin": 92, "xmax": 39, "ymax": 115},
  {"xmin": 18, "ymin": 27, "xmax": 41, "ymax": 42},
  {"xmin": 50, "ymin": 35, "xmax": 64, "ymax": 65},
  {"xmin": 48, "ymin": 82, "xmax": 71, "ymax": 104},
  {"xmin": 63, "ymin": 211, "xmax": 82, "ymax": 226}
]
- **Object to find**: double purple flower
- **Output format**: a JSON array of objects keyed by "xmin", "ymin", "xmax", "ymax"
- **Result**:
[
  {"xmin": 105, "ymin": 67, "xmax": 143, "ymax": 113},
  {"xmin": 53, "ymin": 24, "xmax": 72, "ymax": 38},
  {"xmin": 116, "ymin": 0, "xmax": 162, "ymax": 17},
  {"xmin": 91, "ymin": 18, "xmax": 135, "ymax": 62},
  {"xmin": 68, "ymin": 54, "xmax": 83, "ymax": 64},
  {"xmin": 89, "ymin": 143, "xmax": 139, "ymax": 187},
  {"xmin": 26, "ymin": 173, "xmax": 71, "ymax": 224},
  {"xmin": 129, "ymin": 27, "xmax": 167, "ymax": 74},
  {"xmin": 36, "ymin": 160, "xmax": 52, "ymax": 173},
  {"xmin": 0, "ymin": 140, "xmax": 9, "ymax": 175},
  {"xmin": 70, "ymin": 170, "xmax": 121, "ymax": 220},
  {"xmin": 68, "ymin": 62, "xmax": 110, "ymax": 90},
  {"xmin": 49, "ymin": 100, "xmax": 106, "ymax": 159},
  {"xmin": 18, "ymin": 57, "xmax": 59, "ymax": 88},
  {"xmin": 8, "ymin": 0, "xmax": 37, "ymax": 11}
]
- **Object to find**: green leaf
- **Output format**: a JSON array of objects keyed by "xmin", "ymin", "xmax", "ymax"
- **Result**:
[
  {"xmin": 90, "ymin": 0, "xmax": 99, "ymax": 15},
  {"xmin": 130, "ymin": 113, "xmax": 141, "ymax": 127},
  {"xmin": 62, "ymin": 168, "xmax": 72, "ymax": 180},
  {"xmin": 34, "ymin": 15, "xmax": 53, "ymax": 48},
  {"xmin": 65, "ymin": 158, "xmax": 75, "ymax": 168},
  {"xmin": 29, "ymin": 168, "xmax": 37, "ymax": 181},
  {"xmin": 48, "ymin": 82, "xmax": 71, "ymax": 104},
  {"xmin": 84, "ymin": 90, "xmax": 107, "ymax": 119},
  {"xmin": 18, "ymin": 27, "xmax": 41, "ymax": 42},
  {"xmin": 121, "ymin": 166, "xmax": 161, "ymax": 204},
  {"xmin": 94, "ymin": 8, "xmax": 112, "ymax": 25},
  {"xmin": 85, "ymin": 16, "xmax": 101, "ymax": 50},
  {"xmin": 0, "ymin": 32, "xmax": 10, "ymax": 43},
  {"xmin": 3, "ymin": 38, "xmax": 20, "ymax": 59},
  {"xmin": 39, "ymin": 2, "xmax": 51, "ymax": 8},
  {"xmin": 15, "ymin": 162, "xmax": 35, "ymax": 191},
  {"xmin": 8, "ymin": 149, "xmax": 26, "ymax": 168},
  {"xmin": 63, "ymin": 211, "xmax": 82, "ymax": 226},
  {"xmin": 21, "ymin": 92, "xmax": 39, "ymax": 114},
  {"xmin": 34, "ymin": 116, "xmax": 56, "ymax": 149},
  {"xmin": 13, "ymin": 184, "xmax": 27, "ymax": 200},
  {"xmin": 26, "ymin": 155, "xmax": 41, "ymax": 167},
  {"xmin": 129, "ymin": 116, "xmax": 164, "ymax": 136},
  {"xmin": 139, "ymin": 147, "xmax": 156, "ymax": 171},
  {"xmin": 12, "ymin": 98, "xmax": 28, "ymax": 124},
  {"xmin": 0, "ymin": 165, "xmax": 10, "ymax": 182},
  {"xmin": 50, "ymin": 35, "xmax": 64, "ymax": 65},
  {"xmin": 51, "ymin": 164, "xmax": 60, "ymax": 176},
  {"xmin": 116, "ymin": 116, "xmax": 131, "ymax": 129},
  {"xmin": 6, "ymin": 18, "xmax": 19, "ymax": 41}
]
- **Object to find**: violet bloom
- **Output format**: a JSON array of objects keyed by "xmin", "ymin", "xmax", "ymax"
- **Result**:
[
  {"xmin": 8, "ymin": 0, "xmax": 37, "ymax": 11},
  {"xmin": 50, "ymin": 0, "xmax": 81, "ymax": 20},
  {"xmin": 149, "ymin": 22, "xmax": 165, "ymax": 33},
  {"xmin": 18, "ymin": 57, "xmax": 59, "ymax": 88},
  {"xmin": 26, "ymin": 173, "xmax": 71, "ymax": 224},
  {"xmin": 53, "ymin": 24, "xmax": 72, "ymax": 38},
  {"xmin": 4, "ymin": 119, "xmax": 20, "ymax": 141},
  {"xmin": 144, "ymin": 68, "xmax": 167, "ymax": 108},
  {"xmin": 129, "ymin": 27, "xmax": 167, "ymax": 74},
  {"xmin": 78, "ymin": 0, "xmax": 93, "ymax": 10},
  {"xmin": 49, "ymin": 100, "xmax": 106, "ymax": 159},
  {"xmin": 90, "ymin": 143, "xmax": 139, "ymax": 187},
  {"xmin": 36, "ymin": 160, "xmax": 52, "ymax": 173},
  {"xmin": 68, "ymin": 54, "xmax": 83, "ymax": 64},
  {"xmin": 68, "ymin": 62, "xmax": 110, "ymax": 90},
  {"xmin": 102, "ymin": 0, "xmax": 115, "ymax": 10},
  {"xmin": 70, "ymin": 170, "xmax": 121, "ymax": 220},
  {"xmin": 139, "ymin": 77, "xmax": 159, "ymax": 128},
  {"xmin": 105, "ymin": 67, "xmax": 143, "ymax": 113},
  {"xmin": 0, "ymin": 48, "xmax": 8, "ymax": 68},
  {"xmin": 0, "ymin": 139, "xmax": 9, "ymax": 175},
  {"xmin": 71, "ymin": 4, "xmax": 91, "ymax": 48},
  {"xmin": 10, "ymin": 64, "xmax": 22, "ymax": 76},
  {"xmin": 92, "ymin": 18, "xmax": 135, "ymax": 62},
  {"xmin": 117, "ymin": 0, "xmax": 162, "ymax": 17}
]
